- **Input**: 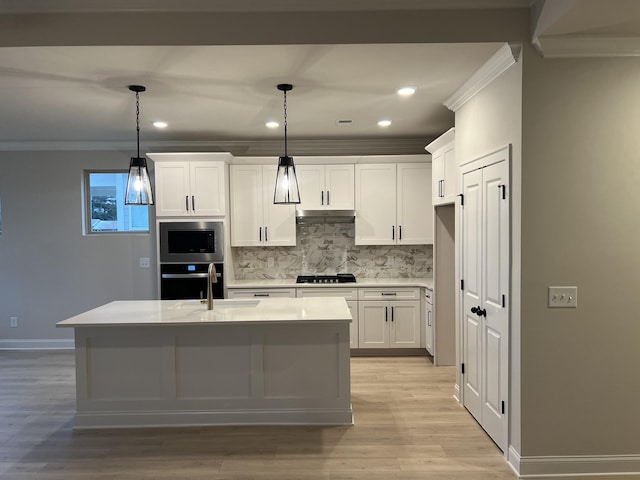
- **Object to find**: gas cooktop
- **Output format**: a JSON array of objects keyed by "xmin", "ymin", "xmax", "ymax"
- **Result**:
[{"xmin": 296, "ymin": 274, "xmax": 356, "ymax": 284}]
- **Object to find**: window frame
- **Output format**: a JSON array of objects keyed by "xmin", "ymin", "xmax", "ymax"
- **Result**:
[{"xmin": 83, "ymin": 169, "xmax": 151, "ymax": 235}]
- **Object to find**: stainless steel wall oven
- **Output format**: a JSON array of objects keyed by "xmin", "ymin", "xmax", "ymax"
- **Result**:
[{"xmin": 159, "ymin": 221, "xmax": 224, "ymax": 300}]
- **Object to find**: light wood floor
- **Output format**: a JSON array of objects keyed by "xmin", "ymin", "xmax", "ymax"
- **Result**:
[{"xmin": 0, "ymin": 351, "xmax": 518, "ymax": 480}]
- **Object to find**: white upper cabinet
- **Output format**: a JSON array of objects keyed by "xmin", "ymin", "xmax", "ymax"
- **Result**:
[
  {"xmin": 230, "ymin": 164, "xmax": 295, "ymax": 247},
  {"xmin": 150, "ymin": 153, "xmax": 229, "ymax": 217},
  {"xmin": 296, "ymin": 164, "xmax": 354, "ymax": 210},
  {"xmin": 426, "ymin": 128, "xmax": 456, "ymax": 206},
  {"xmin": 355, "ymin": 159, "xmax": 432, "ymax": 245}
]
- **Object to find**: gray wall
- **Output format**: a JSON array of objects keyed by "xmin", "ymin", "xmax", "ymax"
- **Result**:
[
  {"xmin": 455, "ymin": 56, "xmax": 523, "ymax": 453},
  {"xmin": 520, "ymin": 48, "xmax": 640, "ymax": 456},
  {"xmin": 0, "ymin": 151, "xmax": 156, "ymax": 343}
]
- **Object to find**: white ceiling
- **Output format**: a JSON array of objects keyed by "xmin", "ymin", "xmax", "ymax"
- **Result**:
[{"xmin": 0, "ymin": 0, "xmax": 638, "ymax": 151}]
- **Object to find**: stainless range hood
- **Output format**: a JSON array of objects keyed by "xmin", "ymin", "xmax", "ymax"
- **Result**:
[{"xmin": 295, "ymin": 209, "xmax": 356, "ymax": 224}]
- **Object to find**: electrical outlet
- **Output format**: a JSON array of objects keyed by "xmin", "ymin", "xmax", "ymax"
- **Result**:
[
  {"xmin": 548, "ymin": 286, "xmax": 578, "ymax": 308},
  {"xmin": 10, "ymin": 316, "xmax": 17, "ymax": 328},
  {"xmin": 267, "ymin": 257, "xmax": 275, "ymax": 268},
  {"xmin": 139, "ymin": 257, "xmax": 150, "ymax": 268}
]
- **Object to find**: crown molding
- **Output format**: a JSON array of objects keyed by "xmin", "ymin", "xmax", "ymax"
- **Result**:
[
  {"xmin": 0, "ymin": 137, "xmax": 431, "ymax": 156},
  {"xmin": 425, "ymin": 127, "xmax": 455, "ymax": 153},
  {"xmin": 443, "ymin": 43, "xmax": 521, "ymax": 112},
  {"xmin": 537, "ymin": 35, "xmax": 640, "ymax": 58}
]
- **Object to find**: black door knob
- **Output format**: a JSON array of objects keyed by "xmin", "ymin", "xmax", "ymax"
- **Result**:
[
  {"xmin": 478, "ymin": 307, "xmax": 487, "ymax": 317},
  {"xmin": 471, "ymin": 306, "xmax": 478, "ymax": 314}
]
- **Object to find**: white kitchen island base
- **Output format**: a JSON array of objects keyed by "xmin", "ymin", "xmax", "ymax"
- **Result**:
[{"xmin": 59, "ymin": 299, "xmax": 352, "ymax": 429}]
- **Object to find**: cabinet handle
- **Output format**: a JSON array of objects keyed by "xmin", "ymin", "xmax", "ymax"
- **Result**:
[
  {"xmin": 185, "ymin": 195, "xmax": 189, "ymax": 211},
  {"xmin": 381, "ymin": 292, "xmax": 397, "ymax": 296},
  {"xmin": 427, "ymin": 310, "xmax": 431, "ymax": 326},
  {"xmin": 399, "ymin": 225, "xmax": 402, "ymax": 241},
  {"xmin": 385, "ymin": 306, "xmax": 388, "ymax": 322},
  {"xmin": 192, "ymin": 195, "xmax": 195, "ymax": 211},
  {"xmin": 392, "ymin": 225, "xmax": 395, "ymax": 240},
  {"xmin": 265, "ymin": 226, "xmax": 268, "ymax": 242},
  {"xmin": 391, "ymin": 306, "xmax": 394, "ymax": 322},
  {"xmin": 321, "ymin": 191, "xmax": 324, "ymax": 206},
  {"xmin": 327, "ymin": 190, "xmax": 330, "ymax": 206},
  {"xmin": 259, "ymin": 227, "xmax": 262, "ymax": 242},
  {"xmin": 254, "ymin": 293, "xmax": 270, "ymax": 297}
]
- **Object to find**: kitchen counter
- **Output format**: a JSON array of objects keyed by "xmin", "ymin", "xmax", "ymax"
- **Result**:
[
  {"xmin": 57, "ymin": 298, "xmax": 352, "ymax": 429},
  {"xmin": 57, "ymin": 297, "xmax": 352, "ymax": 327},
  {"xmin": 228, "ymin": 277, "xmax": 433, "ymax": 289}
]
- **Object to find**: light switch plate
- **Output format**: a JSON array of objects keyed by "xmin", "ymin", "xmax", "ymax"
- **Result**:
[
  {"xmin": 548, "ymin": 286, "xmax": 578, "ymax": 308},
  {"xmin": 139, "ymin": 257, "xmax": 150, "ymax": 268}
]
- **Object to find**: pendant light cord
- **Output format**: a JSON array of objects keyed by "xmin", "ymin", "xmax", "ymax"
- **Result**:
[
  {"xmin": 283, "ymin": 89, "xmax": 288, "ymax": 157},
  {"xmin": 135, "ymin": 91, "xmax": 141, "ymax": 158}
]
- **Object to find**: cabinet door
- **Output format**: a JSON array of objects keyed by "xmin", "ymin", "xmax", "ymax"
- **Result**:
[
  {"xmin": 389, "ymin": 300, "xmax": 421, "ymax": 348},
  {"xmin": 397, "ymin": 163, "xmax": 432, "ymax": 245},
  {"xmin": 154, "ymin": 162, "xmax": 191, "ymax": 216},
  {"xmin": 443, "ymin": 146, "xmax": 457, "ymax": 203},
  {"xmin": 325, "ymin": 165, "xmax": 355, "ymax": 210},
  {"xmin": 432, "ymin": 153, "xmax": 445, "ymax": 205},
  {"xmin": 425, "ymin": 302, "xmax": 434, "ymax": 355},
  {"xmin": 262, "ymin": 164, "xmax": 296, "ymax": 246},
  {"xmin": 296, "ymin": 165, "xmax": 325, "ymax": 210},
  {"xmin": 346, "ymin": 300, "xmax": 359, "ymax": 349},
  {"xmin": 358, "ymin": 301, "xmax": 389, "ymax": 348},
  {"xmin": 189, "ymin": 162, "xmax": 225, "ymax": 216},
  {"xmin": 355, "ymin": 164, "xmax": 396, "ymax": 245},
  {"xmin": 230, "ymin": 165, "xmax": 263, "ymax": 246}
]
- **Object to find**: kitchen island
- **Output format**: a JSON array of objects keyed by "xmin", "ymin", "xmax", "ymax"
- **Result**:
[{"xmin": 57, "ymin": 297, "xmax": 352, "ymax": 429}]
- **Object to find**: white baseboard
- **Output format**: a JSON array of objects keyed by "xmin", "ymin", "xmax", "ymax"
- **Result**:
[
  {"xmin": 453, "ymin": 383, "xmax": 461, "ymax": 403},
  {"xmin": 509, "ymin": 446, "xmax": 640, "ymax": 478},
  {"xmin": 0, "ymin": 339, "xmax": 74, "ymax": 350}
]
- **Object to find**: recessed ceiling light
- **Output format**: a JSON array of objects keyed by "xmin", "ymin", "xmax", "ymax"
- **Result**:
[
  {"xmin": 378, "ymin": 120, "xmax": 392, "ymax": 127},
  {"xmin": 153, "ymin": 121, "xmax": 168, "ymax": 129},
  {"xmin": 397, "ymin": 87, "xmax": 416, "ymax": 96},
  {"xmin": 266, "ymin": 121, "xmax": 280, "ymax": 128}
]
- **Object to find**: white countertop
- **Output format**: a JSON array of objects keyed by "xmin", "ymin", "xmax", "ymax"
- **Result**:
[
  {"xmin": 228, "ymin": 277, "xmax": 434, "ymax": 289},
  {"xmin": 57, "ymin": 297, "xmax": 352, "ymax": 328}
]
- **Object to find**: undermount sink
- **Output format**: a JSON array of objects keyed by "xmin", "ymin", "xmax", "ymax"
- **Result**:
[{"xmin": 169, "ymin": 299, "xmax": 260, "ymax": 310}]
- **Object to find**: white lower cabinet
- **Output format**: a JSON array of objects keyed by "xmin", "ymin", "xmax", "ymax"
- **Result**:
[
  {"xmin": 425, "ymin": 287, "xmax": 434, "ymax": 355},
  {"xmin": 227, "ymin": 288, "xmax": 296, "ymax": 299},
  {"xmin": 357, "ymin": 288, "xmax": 421, "ymax": 349},
  {"xmin": 296, "ymin": 288, "xmax": 358, "ymax": 348}
]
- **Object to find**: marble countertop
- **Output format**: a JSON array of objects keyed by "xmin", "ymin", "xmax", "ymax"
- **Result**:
[
  {"xmin": 228, "ymin": 277, "xmax": 434, "ymax": 289},
  {"xmin": 57, "ymin": 298, "xmax": 352, "ymax": 328}
]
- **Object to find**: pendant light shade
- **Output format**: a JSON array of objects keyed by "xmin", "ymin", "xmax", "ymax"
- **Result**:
[
  {"xmin": 273, "ymin": 84, "xmax": 301, "ymax": 205},
  {"xmin": 124, "ymin": 85, "xmax": 154, "ymax": 206}
]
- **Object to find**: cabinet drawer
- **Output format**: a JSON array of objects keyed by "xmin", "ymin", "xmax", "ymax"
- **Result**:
[
  {"xmin": 296, "ymin": 288, "xmax": 358, "ymax": 300},
  {"xmin": 358, "ymin": 287, "xmax": 421, "ymax": 301},
  {"xmin": 227, "ymin": 288, "xmax": 296, "ymax": 299}
]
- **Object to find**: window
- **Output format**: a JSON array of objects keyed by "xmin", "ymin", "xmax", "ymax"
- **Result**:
[{"xmin": 84, "ymin": 171, "xmax": 150, "ymax": 233}]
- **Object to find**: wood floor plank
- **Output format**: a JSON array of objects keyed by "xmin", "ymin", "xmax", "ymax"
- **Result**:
[{"xmin": 0, "ymin": 351, "xmax": 516, "ymax": 479}]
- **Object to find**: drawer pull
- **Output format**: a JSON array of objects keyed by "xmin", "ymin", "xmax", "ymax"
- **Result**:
[
  {"xmin": 254, "ymin": 293, "xmax": 270, "ymax": 297},
  {"xmin": 381, "ymin": 292, "xmax": 397, "ymax": 296}
]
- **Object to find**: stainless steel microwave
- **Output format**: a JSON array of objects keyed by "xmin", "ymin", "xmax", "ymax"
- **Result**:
[{"xmin": 159, "ymin": 221, "xmax": 223, "ymax": 263}]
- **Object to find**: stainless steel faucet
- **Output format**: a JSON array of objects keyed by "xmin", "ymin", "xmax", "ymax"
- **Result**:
[{"xmin": 207, "ymin": 263, "xmax": 218, "ymax": 310}]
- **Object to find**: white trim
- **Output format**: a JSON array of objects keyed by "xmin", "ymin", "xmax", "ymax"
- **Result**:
[
  {"xmin": 0, "ymin": 339, "xmax": 74, "ymax": 350},
  {"xmin": 537, "ymin": 36, "xmax": 640, "ymax": 58},
  {"xmin": 452, "ymin": 383, "xmax": 461, "ymax": 402},
  {"xmin": 444, "ymin": 43, "xmax": 520, "ymax": 112},
  {"xmin": 425, "ymin": 127, "xmax": 455, "ymax": 153},
  {"xmin": 516, "ymin": 454, "xmax": 640, "ymax": 477},
  {"xmin": 508, "ymin": 445, "xmax": 522, "ymax": 476}
]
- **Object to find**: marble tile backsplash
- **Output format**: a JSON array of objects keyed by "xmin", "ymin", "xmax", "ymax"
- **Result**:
[{"xmin": 232, "ymin": 224, "xmax": 432, "ymax": 279}]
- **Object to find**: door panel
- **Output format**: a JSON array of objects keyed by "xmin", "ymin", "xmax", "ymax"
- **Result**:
[
  {"xmin": 358, "ymin": 301, "xmax": 388, "ymax": 348},
  {"xmin": 230, "ymin": 165, "xmax": 263, "ymax": 246},
  {"xmin": 296, "ymin": 165, "xmax": 324, "ymax": 210},
  {"xmin": 262, "ymin": 164, "xmax": 296, "ymax": 246},
  {"xmin": 355, "ymin": 164, "xmax": 396, "ymax": 245},
  {"xmin": 325, "ymin": 165, "xmax": 355, "ymax": 210},
  {"xmin": 389, "ymin": 301, "xmax": 421, "ymax": 348},
  {"xmin": 463, "ymin": 313, "xmax": 482, "ymax": 421}
]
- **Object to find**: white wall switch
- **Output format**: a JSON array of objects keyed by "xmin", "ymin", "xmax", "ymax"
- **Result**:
[
  {"xmin": 10, "ymin": 316, "xmax": 17, "ymax": 328},
  {"xmin": 139, "ymin": 257, "xmax": 150, "ymax": 268},
  {"xmin": 548, "ymin": 286, "xmax": 578, "ymax": 308}
]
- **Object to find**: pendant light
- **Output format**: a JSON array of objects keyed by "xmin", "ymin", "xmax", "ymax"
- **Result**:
[
  {"xmin": 124, "ymin": 85, "xmax": 154, "ymax": 206},
  {"xmin": 273, "ymin": 83, "xmax": 301, "ymax": 205}
]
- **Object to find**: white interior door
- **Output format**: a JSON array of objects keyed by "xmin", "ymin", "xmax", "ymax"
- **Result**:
[
  {"xmin": 461, "ymin": 168, "xmax": 483, "ymax": 422},
  {"xmin": 460, "ymin": 147, "xmax": 510, "ymax": 453},
  {"xmin": 479, "ymin": 160, "xmax": 509, "ymax": 452}
]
